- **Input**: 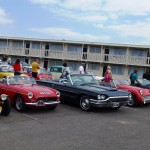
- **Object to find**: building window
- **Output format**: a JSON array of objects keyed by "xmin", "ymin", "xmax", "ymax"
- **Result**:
[
  {"xmin": 0, "ymin": 40, "xmax": 7, "ymax": 47},
  {"xmin": 89, "ymin": 46, "xmax": 101, "ymax": 53},
  {"xmin": 32, "ymin": 42, "xmax": 41, "ymax": 49},
  {"xmin": 88, "ymin": 63, "xmax": 100, "ymax": 70},
  {"xmin": 109, "ymin": 48, "xmax": 126, "ymax": 55},
  {"xmin": 111, "ymin": 65, "xmax": 124, "ymax": 75},
  {"xmin": 50, "ymin": 44, "xmax": 63, "ymax": 51},
  {"xmin": 130, "ymin": 49, "xmax": 147, "ymax": 57},
  {"xmin": 68, "ymin": 62, "xmax": 80, "ymax": 70},
  {"xmin": 12, "ymin": 41, "xmax": 23, "ymax": 48},
  {"xmin": 68, "ymin": 45, "xmax": 82, "ymax": 53}
]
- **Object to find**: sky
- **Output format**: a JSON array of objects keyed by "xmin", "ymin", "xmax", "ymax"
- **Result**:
[{"xmin": 0, "ymin": 0, "xmax": 150, "ymax": 45}]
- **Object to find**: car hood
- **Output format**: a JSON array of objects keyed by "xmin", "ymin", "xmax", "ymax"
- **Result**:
[
  {"xmin": 117, "ymin": 85, "xmax": 143, "ymax": 91},
  {"xmin": 78, "ymin": 84, "xmax": 129, "ymax": 96},
  {"xmin": 13, "ymin": 84, "xmax": 57, "ymax": 98}
]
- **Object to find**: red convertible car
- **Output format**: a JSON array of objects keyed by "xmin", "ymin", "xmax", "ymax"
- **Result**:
[
  {"xmin": 100, "ymin": 79, "xmax": 150, "ymax": 106},
  {"xmin": 23, "ymin": 66, "xmax": 53, "ymax": 80},
  {"xmin": 0, "ymin": 76, "xmax": 60, "ymax": 112}
]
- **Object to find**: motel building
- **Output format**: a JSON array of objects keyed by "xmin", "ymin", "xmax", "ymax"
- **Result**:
[{"xmin": 0, "ymin": 36, "xmax": 150, "ymax": 79}]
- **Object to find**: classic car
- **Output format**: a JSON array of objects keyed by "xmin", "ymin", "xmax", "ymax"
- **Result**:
[
  {"xmin": 133, "ymin": 78, "xmax": 150, "ymax": 89},
  {"xmin": 0, "ymin": 94, "xmax": 11, "ymax": 116},
  {"xmin": 0, "ymin": 64, "xmax": 26, "ymax": 78},
  {"xmin": 48, "ymin": 66, "xmax": 74, "ymax": 79},
  {"xmin": 100, "ymin": 79, "xmax": 150, "ymax": 106},
  {"xmin": 23, "ymin": 66, "xmax": 53, "ymax": 80},
  {"xmin": 37, "ymin": 74, "xmax": 130, "ymax": 111},
  {"xmin": 0, "ymin": 76, "xmax": 60, "ymax": 112}
]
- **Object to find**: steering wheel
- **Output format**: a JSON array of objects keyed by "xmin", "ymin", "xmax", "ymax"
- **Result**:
[{"xmin": 59, "ymin": 79, "xmax": 68, "ymax": 84}]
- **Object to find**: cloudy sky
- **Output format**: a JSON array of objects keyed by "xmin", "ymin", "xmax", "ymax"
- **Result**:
[{"xmin": 0, "ymin": 0, "xmax": 150, "ymax": 45}]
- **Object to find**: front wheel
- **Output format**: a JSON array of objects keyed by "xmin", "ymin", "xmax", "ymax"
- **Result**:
[
  {"xmin": 80, "ymin": 96, "xmax": 91, "ymax": 111},
  {"xmin": 15, "ymin": 95, "xmax": 26, "ymax": 112},
  {"xmin": 127, "ymin": 94, "xmax": 137, "ymax": 107},
  {"xmin": 1, "ymin": 98, "xmax": 11, "ymax": 116}
]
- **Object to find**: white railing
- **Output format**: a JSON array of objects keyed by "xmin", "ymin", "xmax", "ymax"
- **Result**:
[
  {"xmin": 65, "ymin": 52, "xmax": 82, "ymax": 60},
  {"xmin": 127, "ymin": 56, "xmax": 148, "ymax": 66},
  {"xmin": 48, "ymin": 51, "xmax": 64, "ymax": 59},
  {"xmin": 28, "ymin": 49, "xmax": 43, "ymax": 57},
  {"xmin": 103, "ymin": 54, "xmax": 126, "ymax": 64},
  {"xmin": 0, "ymin": 46, "xmax": 8, "ymax": 54},
  {"xmin": 87, "ymin": 53, "xmax": 102, "ymax": 62},
  {"xmin": 1, "ymin": 47, "xmax": 150, "ymax": 66},
  {"xmin": 8, "ymin": 47, "xmax": 24, "ymax": 55}
]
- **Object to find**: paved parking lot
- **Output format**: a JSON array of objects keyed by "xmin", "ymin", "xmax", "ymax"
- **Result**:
[{"xmin": 1, "ymin": 104, "xmax": 150, "ymax": 150}]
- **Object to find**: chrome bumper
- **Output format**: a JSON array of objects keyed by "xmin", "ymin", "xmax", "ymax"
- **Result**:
[
  {"xmin": 90, "ymin": 96, "xmax": 128, "ymax": 108},
  {"xmin": 142, "ymin": 96, "xmax": 150, "ymax": 104},
  {"xmin": 25, "ymin": 101, "xmax": 60, "ymax": 106}
]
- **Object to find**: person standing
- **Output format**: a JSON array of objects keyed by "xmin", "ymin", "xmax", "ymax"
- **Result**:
[
  {"xmin": 31, "ymin": 58, "xmax": 40, "ymax": 79},
  {"xmin": 143, "ymin": 70, "xmax": 150, "ymax": 81},
  {"xmin": 104, "ymin": 66, "xmax": 112, "ymax": 79},
  {"xmin": 60, "ymin": 62, "xmax": 70, "ymax": 78},
  {"xmin": 104, "ymin": 70, "xmax": 111, "ymax": 83},
  {"xmin": 130, "ymin": 69, "xmax": 138, "ymax": 85},
  {"xmin": 13, "ymin": 59, "xmax": 22, "ymax": 75},
  {"xmin": 79, "ymin": 63, "xmax": 85, "ymax": 74},
  {"xmin": 7, "ymin": 55, "xmax": 11, "ymax": 65}
]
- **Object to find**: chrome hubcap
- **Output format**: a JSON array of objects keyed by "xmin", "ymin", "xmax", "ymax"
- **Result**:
[
  {"xmin": 81, "ymin": 97, "xmax": 90, "ymax": 110},
  {"xmin": 16, "ymin": 98, "xmax": 22, "ymax": 110}
]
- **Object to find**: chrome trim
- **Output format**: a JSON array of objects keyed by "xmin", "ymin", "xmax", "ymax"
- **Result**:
[
  {"xmin": 90, "ymin": 96, "xmax": 128, "ymax": 103},
  {"xmin": 25, "ymin": 101, "xmax": 60, "ymax": 106}
]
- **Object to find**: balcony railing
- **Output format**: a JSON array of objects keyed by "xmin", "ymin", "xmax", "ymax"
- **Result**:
[{"xmin": 0, "ymin": 46, "xmax": 150, "ymax": 66}]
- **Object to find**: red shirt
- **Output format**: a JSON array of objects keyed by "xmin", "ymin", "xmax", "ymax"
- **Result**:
[{"xmin": 13, "ymin": 63, "xmax": 21, "ymax": 72}]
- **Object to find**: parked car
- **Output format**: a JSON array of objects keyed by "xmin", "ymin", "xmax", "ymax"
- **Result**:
[
  {"xmin": 100, "ymin": 79, "xmax": 150, "ymax": 106},
  {"xmin": 0, "ymin": 94, "xmax": 11, "ymax": 116},
  {"xmin": 0, "ymin": 76, "xmax": 60, "ymax": 112},
  {"xmin": 133, "ymin": 78, "xmax": 150, "ymax": 89},
  {"xmin": 37, "ymin": 74, "xmax": 130, "ymax": 111},
  {"xmin": 48, "ymin": 66, "xmax": 74, "ymax": 79},
  {"xmin": 23, "ymin": 66, "xmax": 53, "ymax": 80},
  {"xmin": 0, "ymin": 65, "xmax": 27, "ymax": 78}
]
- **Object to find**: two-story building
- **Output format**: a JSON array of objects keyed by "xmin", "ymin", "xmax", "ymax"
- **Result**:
[{"xmin": 0, "ymin": 36, "xmax": 149, "ymax": 79}]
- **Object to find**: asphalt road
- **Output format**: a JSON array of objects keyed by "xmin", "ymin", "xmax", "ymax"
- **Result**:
[{"xmin": 1, "ymin": 104, "xmax": 150, "ymax": 150}]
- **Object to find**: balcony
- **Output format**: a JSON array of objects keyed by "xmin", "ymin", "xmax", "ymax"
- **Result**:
[{"xmin": 0, "ymin": 46, "xmax": 150, "ymax": 66}]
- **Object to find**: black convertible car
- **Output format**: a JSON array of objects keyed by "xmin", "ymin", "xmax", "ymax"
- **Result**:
[
  {"xmin": 0, "ymin": 94, "xmax": 11, "ymax": 116},
  {"xmin": 37, "ymin": 74, "xmax": 130, "ymax": 111}
]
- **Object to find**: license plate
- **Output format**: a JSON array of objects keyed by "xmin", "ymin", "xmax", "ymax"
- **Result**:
[
  {"xmin": 112, "ymin": 102, "xmax": 120, "ymax": 107},
  {"xmin": 36, "ymin": 101, "xmax": 45, "ymax": 106},
  {"xmin": 0, "ymin": 106, "xmax": 2, "ymax": 113}
]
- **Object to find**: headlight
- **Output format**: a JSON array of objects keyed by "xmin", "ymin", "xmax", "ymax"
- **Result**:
[
  {"xmin": 1, "ymin": 94, "xmax": 7, "ymax": 101},
  {"xmin": 139, "ymin": 90, "xmax": 143, "ymax": 95},
  {"xmin": 39, "ymin": 76, "xmax": 42, "ymax": 80},
  {"xmin": 97, "ymin": 94, "xmax": 106, "ymax": 100},
  {"xmin": 128, "ymin": 93, "xmax": 132, "ymax": 100},
  {"xmin": 28, "ymin": 92, "xmax": 33, "ymax": 99},
  {"xmin": 56, "ymin": 91, "xmax": 60, "ymax": 97}
]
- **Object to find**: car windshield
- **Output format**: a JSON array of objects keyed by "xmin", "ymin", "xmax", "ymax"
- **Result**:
[
  {"xmin": 137, "ymin": 78, "xmax": 150, "ymax": 85},
  {"xmin": 70, "ymin": 74, "xmax": 98, "ymax": 86},
  {"xmin": 7, "ymin": 76, "xmax": 36, "ymax": 85},
  {"xmin": 113, "ymin": 79, "xmax": 130, "ymax": 86},
  {"xmin": 0, "ymin": 65, "xmax": 14, "ymax": 72}
]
